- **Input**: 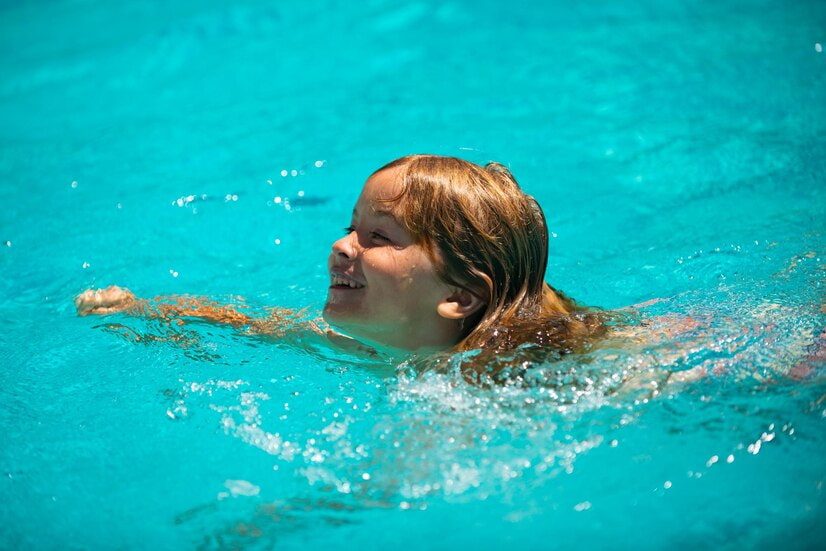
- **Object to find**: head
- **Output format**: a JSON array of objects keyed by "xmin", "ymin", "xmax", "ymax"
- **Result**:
[{"xmin": 323, "ymin": 155, "xmax": 580, "ymax": 353}]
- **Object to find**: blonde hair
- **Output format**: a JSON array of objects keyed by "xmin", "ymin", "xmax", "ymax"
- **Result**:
[{"xmin": 374, "ymin": 155, "xmax": 604, "ymax": 354}]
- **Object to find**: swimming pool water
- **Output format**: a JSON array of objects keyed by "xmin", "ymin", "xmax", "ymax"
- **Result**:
[{"xmin": 1, "ymin": 0, "xmax": 824, "ymax": 548}]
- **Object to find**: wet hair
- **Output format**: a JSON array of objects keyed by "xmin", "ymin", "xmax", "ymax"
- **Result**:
[{"xmin": 373, "ymin": 154, "xmax": 605, "ymax": 354}]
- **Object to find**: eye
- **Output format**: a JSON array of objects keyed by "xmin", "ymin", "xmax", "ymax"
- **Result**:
[{"xmin": 370, "ymin": 231, "xmax": 392, "ymax": 243}]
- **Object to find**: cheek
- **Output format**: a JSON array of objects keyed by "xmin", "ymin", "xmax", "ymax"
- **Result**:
[{"xmin": 362, "ymin": 252, "xmax": 435, "ymax": 299}]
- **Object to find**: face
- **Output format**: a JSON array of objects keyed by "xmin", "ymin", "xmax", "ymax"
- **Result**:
[{"xmin": 323, "ymin": 167, "xmax": 457, "ymax": 351}]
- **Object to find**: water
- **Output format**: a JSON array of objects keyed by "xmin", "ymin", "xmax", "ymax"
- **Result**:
[{"xmin": 1, "ymin": 0, "xmax": 824, "ymax": 548}]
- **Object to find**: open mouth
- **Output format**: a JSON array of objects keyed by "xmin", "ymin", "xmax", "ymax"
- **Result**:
[{"xmin": 330, "ymin": 274, "xmax": 365, "ymax": 289}]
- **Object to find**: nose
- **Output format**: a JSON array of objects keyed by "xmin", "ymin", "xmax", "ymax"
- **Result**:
[{"xmin": 331, "ymin": 230, "xmax": 359, "ymax": 261}]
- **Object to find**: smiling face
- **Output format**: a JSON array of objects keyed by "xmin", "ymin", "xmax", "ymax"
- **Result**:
[{"xmin": 322, "ymin": 167, "xmax": 464, "ymax": 351}]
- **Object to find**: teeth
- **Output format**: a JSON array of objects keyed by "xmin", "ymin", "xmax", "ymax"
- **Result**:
[{"xmin": 331, "ymin": 275, "xmax": 363, "ymax": 288}]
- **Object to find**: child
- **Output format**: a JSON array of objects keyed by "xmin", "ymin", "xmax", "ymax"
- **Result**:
[{"xmin": 76, "ymin": 155, "xmax": 604, "ymax": 359}]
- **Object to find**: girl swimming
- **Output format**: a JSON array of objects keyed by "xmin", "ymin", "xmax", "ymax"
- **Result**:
[{"xmin": 76, "ymin": 155, "xmax": 605, "ymax": 361}]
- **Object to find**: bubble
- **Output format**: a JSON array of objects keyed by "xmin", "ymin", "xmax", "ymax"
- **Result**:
[
  {"xmin": 4, "ymin": 240, "xmax": 10, "ymax": 247},
  {"xmin": 70, "ymin": 180, "xmax": 78, "ymax": 188},
  {"xmin": 816, "ymin": 43, "xmax": 823, "ymax": 53},
  {"xmin": 574, "ymin": 501, "xmax": 591, "ymax": 512},
  {"xmin": 361, "ymin": 473, "xmax": 371, "ymax": 480},
  {"xmin": 82, "ymin": 261, "xmax": 90, "ymax": 269},
  {"xmin": 726, "ymin": 455, "xmax": 735, "ymax": 463},
  {"xmin": 290, "ymin": 169, "xmax": 298, "ymax": 177},
  {"xmin": 314, "ymin": 160, "xmax": 325, "ymax": 168},
  {"xmin": 663, "ymin": 480, "xmax": 672, "ymax": 489},
  {"xmin": 274, "ymin": 239, "xmax": 281, "ymax": 245},
  {"xmin": 169, "ymin": 269, "xmax": 179, "ymax": 278},
  {"xmin": 280, "ymin": 170, "xmax": 288, "ymax": 177},
  {"xmin": 274, "ymin": 196, "xmax": 282, "ymax": 204},
  {"xmin": 266, "ymin": 179, "xmax": 273, "ymax": 185},
  {"xmin": 297, "ymin": 190, "xmax": 305, "ymax": 197}
]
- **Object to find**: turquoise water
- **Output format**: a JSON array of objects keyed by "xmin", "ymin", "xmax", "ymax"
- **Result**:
[{"xmin": 1, "ymin": 0, "xmax": 825, "ymax": 548}]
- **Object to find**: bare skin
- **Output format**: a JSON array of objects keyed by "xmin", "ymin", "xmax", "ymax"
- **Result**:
[
  {"xmin": 322, "ymin": 166, "xmax": 484, "ymax": 351},
  {"xmin": 74, "ymin": 285, "xmax": 377, "ymax": 357},
  {"xmin": 75, "ymin": 168, "xmax": 486, "ymax": 357},
  {"xmin": 75, "ymin": 286, "xmax": 824, "ymax": 398}
]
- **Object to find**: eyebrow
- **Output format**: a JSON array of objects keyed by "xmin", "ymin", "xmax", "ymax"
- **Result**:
[{"xmin": 352, "ymin": 207, "xmax": 399, "ymax": 221}]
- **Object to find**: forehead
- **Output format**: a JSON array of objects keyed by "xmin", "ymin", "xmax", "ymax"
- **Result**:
[{"xmin": 355, "ymin": 166, "xmax": 405, "ymax": 217}]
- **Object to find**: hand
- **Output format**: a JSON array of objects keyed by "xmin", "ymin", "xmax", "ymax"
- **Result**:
[{"xmin": 75, "ymin": 285, "xmax": 137, "ymax": 316}]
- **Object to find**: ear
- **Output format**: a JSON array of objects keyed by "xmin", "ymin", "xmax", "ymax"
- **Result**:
[{"xmin": 436, "ymin": 287, "xmax": 486, "ymax": 320}]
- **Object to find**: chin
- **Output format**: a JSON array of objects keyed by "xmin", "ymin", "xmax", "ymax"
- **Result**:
[
  {"xmin": 323, "ymin": 302, "xmax": 378, "ymax": 339},
  {"xmin": 322, "ymin": 301, "xmax": 358, "ymax": 327}
]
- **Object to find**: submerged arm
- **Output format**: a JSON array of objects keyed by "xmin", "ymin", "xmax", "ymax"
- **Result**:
[
  {"xmin": 75, "ymin": 286, "xmax": 296, "ymax": 334},
  {"xmin": 75, "ymin": 286, "xmax": 377, "ymax": 355}
]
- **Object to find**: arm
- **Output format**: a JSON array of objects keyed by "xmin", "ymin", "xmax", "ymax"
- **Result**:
[
  {"xmin": 75, "ymin": 286, "xmax": 259, "ymax": 328},
  {"xmin": 75, "ymin": 286, "xmax": 378, "ymax": 356}
]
